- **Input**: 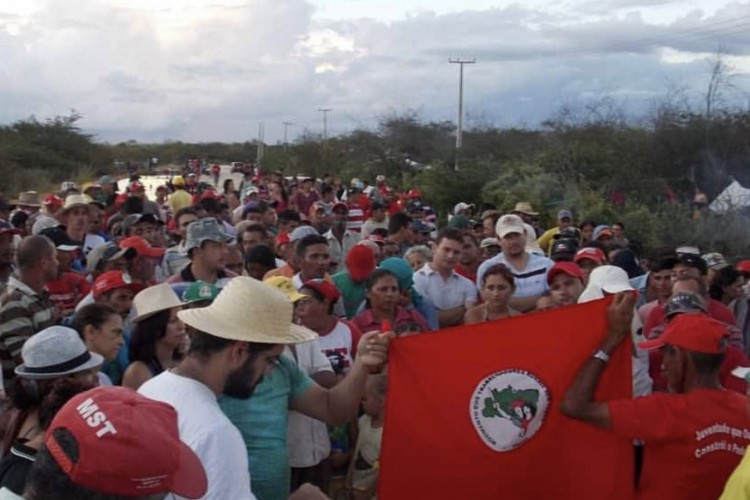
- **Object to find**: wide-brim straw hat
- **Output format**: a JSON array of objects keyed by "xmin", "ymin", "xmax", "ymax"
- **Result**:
[
  {"xmin": 60, "ymin": 194, "xmax": 93, "ymax": 213},
  {"xmin": 512, "ymin": 202, "xmax": 539, "ymax": 216},
  {"xmin": 177, "ymin": 276, "xmax": 317, "ymax": 344},
  {"xmin": 133, "ymin": 283, "xmax": 185, "ymax": 323}
]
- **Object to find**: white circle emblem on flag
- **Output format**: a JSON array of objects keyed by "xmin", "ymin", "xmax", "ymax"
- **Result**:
[{"xmin": 470, "ymin": 369, "xmax": 550, "ymax": 452}]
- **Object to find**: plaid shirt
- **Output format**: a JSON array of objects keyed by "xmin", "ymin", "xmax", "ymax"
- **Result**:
[{"xmin": 0, "ymin": 275, "xmax": 56, "ymax": 389}]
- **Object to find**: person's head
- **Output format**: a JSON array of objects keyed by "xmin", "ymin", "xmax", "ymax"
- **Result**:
[
  {"xmin": 75, "ymin": 303, "xmax": 125, "ymax": 361},
  {"xmin": 92, "ymin": 271, "xmax": 145, "ymax": 317},
  {"xmin": 671, "ymin": 274, "xmax": 709, "ymax": 298},
  {"xmin": 332, "ymin": 202, "xmax": 349, "ymax": 229},
  {"xmin": 388, "ymin": 212, "xmax": 413, "ymax": 241},
  {"xmin": 671, "ymin": 254, "xmax": 708, "ymax": 285},
  {"xmin": 709, "ymin": 266, "xmax": 744, "ymax": 303},
  {"xmin": 242, "ymin": 203, "xmax": 264, "ymax": 225},
  {"xmin": 296, "ymin": 234, "xmax": 330, "ymax": 280},
  {"xmin": 238, "ymin": 224, "xmax": 267, "ymax": 254},
  {"xmin": 547, "ymin": 262, "xmax": 585, "ymax": 307},
  {"xmin": 480, "ymin": 264, "xmax": 515, "ymax": 310},
  {"xmin": 224, "ymin": 244, "xmax": 244, "ymax": 276},
  {"xmin": 649, "ymin": 255, "xmax": 678, "ymax": 302},
  {"xmin": 131, "ymin": 307, "xmax": 186, "ymax": 365},
  {"xmin": 495, "ymin": 214, "xmax": 527, "ymax": 258},
  {"xmin": 460, "ymin": 234, "xmax": 480, "ymax": 266},
  {"xmin": 123, "ymin": 214, "xmax": 159, "ymax": 244},
  {"xmin": 119, "ymin": 237, "xmax": 165, "ymax": 283},
  {"xmin": 556, "ymin": 209, "xmax": 573, "ymax": 229},
  {"xmin": 243, "ymin": 244, "xmax": 276, "ymax": 280},
  {"xmin": 432, "ymin": 227, "xmax": 464, "ymax": 272},
  {"xmin": 365, "ymin": 269, "xmax": 400, "ymax": 312},
  {"xmin": 371, "ymin": 202, "xmax": 387, "ymax": 223},
  {"xmin": 300, "ymin": 177, "xmax": 314, "ymax": 193},
  {"xmin": 223, "ymin": 178, "xmax": 235, "ymax": 194},
  {"xmin": 17, "ymin": 234, "xmax": 59, "ymax": 282},
  {"xmin": 277, "ymin": 210, "xmax": 301, "ymax": 235},
  {"xmin": 479, "ymin": 238, "xmax": 501, "ymax": 260},
  {"xmin": 185, "ymin": 218, "xmax": 234, "ymax": 272},
  {"xmin": 178, "ymin": 277, "xmax": 316, "ymax": 398},
  {"xmin": 612, "ymin": 221, "xmax": 625, "ymax": 239},
  {"xmin": 482, "ymin": 211, "xmax": 500, "ymax": 238},
  {"xmin": 345, "ymin": 245, "xmax": 376, "ymax": 283},
  {"xmin": 404, "ymin": 245, "xmax": 432, "ymax": 272},
  {"xmin": 174, "ymin": 208, "xmax": 199, "ymax": 241},
  {"xmin": 579, "ymin": 221, "xmax": 595, "ymax": 243},
  {"xmin": 573, "ymin": 247, "xmax": 607, "ymax": 285},
  {"xmin": 24, "ymin": 386, "xmax": 207, "ymax": 500},
  {"xmin": 382, "ymin": 241, "xmax": 401, "ymax": 260},
  {"xmin": 362, "ymin": 373, "xmax": 387, "ymax": 419},
  {"xmin": 61, "ymin": 195, "xmax": 91, "ymax": 239},
  {"xmin": 39, "ymin": 226, "xmax": 80, "ymax": 273},
  {"xmin": 87, "ymin": 204, "xmax": 103, "ymax": 234},
  {"xmin": 639, "ymin": 314, "xmax": 728, "ymax": 394},
  {"xmin": 298, "ymin": 280, "xmax": 341, "ymax": 330}
]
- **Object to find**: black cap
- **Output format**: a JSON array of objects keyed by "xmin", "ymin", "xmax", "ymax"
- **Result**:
[
  {"xmin": 39, "ymin": 226, "xmax": 80, "ymax": 251},
  {"xmin": 677, "ymin": 253, "xmax": 708, "ymax": 275},
  {"xmin": 551, "ymin": 238, "xmax": 578, "ymax": 262}
]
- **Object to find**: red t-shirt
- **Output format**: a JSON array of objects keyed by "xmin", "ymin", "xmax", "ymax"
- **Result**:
[
  {"xmin": 454, "ymin": 264, "xmax": 477, "ymax": 283},
  {"xmin": 644, "ymin": 299, "xmax": 737, "ymax": 338},
  {"xmin": 609, "ymin": 389, "xmax": 750, "ymax": 499},
  {"xmin": 46, "ymin": 272, "xmax": 91, "ymax": 316}
]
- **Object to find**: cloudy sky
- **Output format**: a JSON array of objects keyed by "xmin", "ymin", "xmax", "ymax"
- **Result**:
[{"xmin": 1, "ymin": 0, "xmax": 749, "ymax": 143}]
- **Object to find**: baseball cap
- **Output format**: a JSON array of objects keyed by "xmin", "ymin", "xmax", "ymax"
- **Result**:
[
  {"xmin": 406, "ymin": 200, "xmax": 424, "ymax": 213},
  {"xmin": 120, "ymin": 236, "xmax": 166, "ymax": 259},
  {"xmin": 97, "ymin": 175, "xmax": 115, "ymax": 186},
  {"xmin": 346, "ymin": 245, "xmax": 375, "ymax": 282},
  {"xmin": 15, "ymin": 326, "xmax": 104, "ymax": 379},
  {"xmin": 181, "ymin": 281, "xmax": 221, "ymax": 304},
  {"xmin": 547, "ymin": 262, "xmax": 584, "ymax": 285},
  {"xmin": 264, "ymin": 276, "xmax": 307, "ymax": 303},
  {"xmin": 184, "ymin": 218, "xmax": 234, "ymax": 252},
  {"xmin": 480, "ymin": 237, "xmax": 500, "ymax": 249},
  {"xmin": 676, "ymin": 253, "xmax": 708, "ymax": 275},
  {"xmin": 332, "ymin": 202, "xmax": 348, "ymax": 213},
  {"xmin": 453, "ymin": 202, "xmax": 475, "ymax": 215},
  {"xmin": 737, "ymin": 260, "xmax": 750, "ymax": 274},
  {"xmin": 557, "ymin": 209, "xmax": 573, "ymax": 220},
  {"xmin": 577, "ymin": 265, "xmax": 635, "ymax": 303},
  {"xmin": 92, "ymin": 271, "xmax": 146, "ymax": 298},
  {"xmin": 45, "ymin": 386, "xmax": 207, "ymax": 499},
  {"xmin": 302, "ymin": 279, "xmax": 342, "ymax": 303},
  {"xmin": 371, "ymin": 201, "xmax": 387, "ymax": 211},
  {"xmin": 676, "ymin": 245, "xmax": 700, "ymax": 256},
  {"xmin": 663, "ymin": 291, "xmax": 707, "ymax": 318},
  {"xmin": 407, "ymin": 189, "xmax": 422, "ymax": 199},
  {"xmin": 172, "ymin": 175, "xmax": 186, "ymax": 186},
  {"xmin": 638, "ymin": 314, "xmax": 728, "ymax": 354},
  {"xmin": 701, "ymin": 252, "xmax": 729, "ymax": 271},
  {"xmin": 39, "ymin": 226, "xmax": 80, "ymax": 252},
  {"xmin": 412, "ymin": 220, "xmax": 434, "ymax": 234},
  {"xmin": 592, "ymin": 225, "xmax": 613, "ymax": 241},
  {"xmin": 86, "ymin": 243, "xmax": 136, "ymax": 274},
  {"xmin": 551, "ymin": 239, "xmax": 578, "ymax": 261},
  {"xmin": 575, "ymin": 247, "xmax": 606, "ymax": 265},
  {"xmin": 447, "ymin": 215, "xmax": 470, "ymax": 230},
  {"xmin": 495, "ymin": 214, "xmax": 525, "ymax": 238},
  {"xmin": 122, "ymin": 213, "xmax": 160, "ymax": 234},
  {"xmin": 0, "ymin": 220, "xmax": 21, "ymax": 237},
  {"xmin": 290, "ymin": 225, "xmax": 319, "ymax": 243}
]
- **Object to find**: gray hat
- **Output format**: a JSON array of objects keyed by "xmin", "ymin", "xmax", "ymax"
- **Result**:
[
  {"xmin": 186, "ymin": 218, "xmax": 234, "ymax": 252},
  {"xmin": 290, "ymin": 225, "xmax": 320, "ymax": 243},
  {"xmin": 122, "ymin": 213, "xmax": 160, "ymax": 235},
  {"xmin": 15, "ymin": 326, "xmax": 104, "ymax": 380},
  {"xmin": 664, "ymin": 292, "xmax": 707, "ymax": 318},
  {"xmin": 702, "ymin": 252, "xmax": 729, "ymax": 271},
  {"xmin": 86, "ymin": 242, "xmax": 136, "ymax": 274}
]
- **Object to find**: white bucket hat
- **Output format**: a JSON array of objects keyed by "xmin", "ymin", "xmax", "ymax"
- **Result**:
[
  {"xmin": 177, "ymin": 276, "xmax": 317, "ymax": 344},
  {"xmin": 15, "ymin": 326, "xmax": 104, "ymax": 379},
  {"xmin": 132, "ymin": 283, "xmax": 185, "ymax": 323}
]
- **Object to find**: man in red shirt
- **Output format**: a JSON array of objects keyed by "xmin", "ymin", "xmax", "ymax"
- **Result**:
[
  {"xmin": 39, "ymin": 226, "xmax": 90, "ymax": 318},
  {"xmin": 562, "ymin": 293, "xmax": 750, "ymax": 500}
]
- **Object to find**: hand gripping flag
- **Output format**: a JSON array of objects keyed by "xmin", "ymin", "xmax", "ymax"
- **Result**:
[{"xmin": 379, "ymin": 298, "xmax": 635, "ymax": 499}]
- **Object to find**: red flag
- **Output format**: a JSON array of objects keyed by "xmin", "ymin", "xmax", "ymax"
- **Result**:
[{"xmin": 379, "ymin": 298, "xmax": 635, "ymax": 500}]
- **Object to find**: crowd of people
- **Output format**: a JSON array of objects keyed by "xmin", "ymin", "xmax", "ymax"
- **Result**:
[{"xmin": 0, "ymin": 167, "xmax": 749, "ymax": 499}]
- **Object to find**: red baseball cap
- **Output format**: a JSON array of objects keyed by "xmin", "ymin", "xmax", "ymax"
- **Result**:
[
  {"xmin": 407, "ymin": 189, "xmax": 422, "ymax": 199},
  {"xmin": 332, "ymin": 202, "xmax": 348, "ymax": 213},
  {"xmin": 92, "ymin": 271, "xmax": 145, "ymax": 298},
  {"xmin": 574, "ymin": 247, "xmax": 606, "ymax": 265},
  {"xmin": 120, "ymin": 236, "xmax": 166, "ymax": 258},
  {"xmin": 547, "ymin": 261, "xmax": 584, "ymax": 285},
  {"xmin": 302, "ymin": 279, "xmax": 342, "ymax": 303},
  {"xmin": 45, "ymin": 386, "xmax": 207, "ymax": 499},
  {"xmin": 276, "ymin": 231, "xmax": 291, "ymax": 247},
  {"xmin": 638, "ymin": 314, "xmax": 729, "ymax": 354},
  {"xmin": 737, "ymin": 260, "xmax": 750, "ymax": 274},
  {"xmin": 346, "ymin": 245, "xmax": 375, "ymax": 282}
]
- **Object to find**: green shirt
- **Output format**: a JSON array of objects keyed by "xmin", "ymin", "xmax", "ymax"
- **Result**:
[
  {"xmin": 332, "ymin": 271, "xmax": 366, "ymax": 320},
  {"xmin": 219, "ymin": 356, "xmax": 313, "ymax": 500}
]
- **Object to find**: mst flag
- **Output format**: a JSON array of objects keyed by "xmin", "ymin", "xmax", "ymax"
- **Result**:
[{"xmin": 379, "ymin": 298, "xmax": 635, "ymax": 500}]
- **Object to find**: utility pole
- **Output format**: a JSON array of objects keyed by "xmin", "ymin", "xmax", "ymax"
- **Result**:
[
  {"xmin": 282, "ymin": 121, "xmax": 293, "ymax": 152},
  {"xmin": 449, "ymin": 58, "xmax": 475, "ymax": 171},
  {"xmin": 256, "ymin": 122, "xmax": 265, "ymax": 163},
  {"xmin": 318, "ymin": 108, "xmax": 332, "ymax": 141}
]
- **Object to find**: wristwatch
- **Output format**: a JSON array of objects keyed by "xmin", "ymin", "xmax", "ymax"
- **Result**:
[{"xmin": 593, "ymin": 349, "xmax": 611, "ymax": 363}]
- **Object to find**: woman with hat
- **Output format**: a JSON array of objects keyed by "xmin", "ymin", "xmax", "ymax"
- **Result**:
[
  {"xmin": 122, "ymin": 283, "xmax": 187, "ymax": 390},
  {"xmin": 0, "ymin": 326, "xmax": 102, "ymax": 497}
]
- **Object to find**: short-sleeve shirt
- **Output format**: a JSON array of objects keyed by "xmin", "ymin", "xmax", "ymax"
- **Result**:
[
  {"xmin": 476, "ymin": 252, "xmax": 553, "ymax": 297},
  {"xmin": 609, "ymin": 389, "xmax": 750, "ymax": 500},
  {"xmin": 413, "ymin": 264, "xmax": 478, "ymax": 311},
  {"xmin": 219, "ymin": 356, "xmax": 313, "ymax": 500}
]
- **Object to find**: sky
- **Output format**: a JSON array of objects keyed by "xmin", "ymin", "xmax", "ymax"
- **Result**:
[{"xmin": 1, "ymin": 0, "xmax": 749, "ymax": 144}]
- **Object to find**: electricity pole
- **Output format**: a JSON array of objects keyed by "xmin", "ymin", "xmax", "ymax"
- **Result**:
[
  {"xmin": 449, "ymin": 58, "xmax": 475, "ymax": 171},
  {"xmin": 318, "ymin": 108, "xmax": 332, "ymax": 141},
  {"xmin": 256, "ymin": 122, "xmax": 265, "ymax": 163},
  {"xmin": 282, "ymin": 121, "xmax": 293, "ymax": 152}
]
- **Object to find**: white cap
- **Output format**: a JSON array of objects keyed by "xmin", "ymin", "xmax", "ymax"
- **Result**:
[
  {"xmin": 578, "ymin": 266, "xmax": 635, "ymax": 304},
  {"xmin": 453, "ymin": 202, "xmax": 475, "ymax": 215},
  {"xmin": 495, "ymin": 214, "xmax": 525, "ymax": 238},
  {"xmin": 731, "ymin": 367, "xmax": 750, "ymax": 380}
]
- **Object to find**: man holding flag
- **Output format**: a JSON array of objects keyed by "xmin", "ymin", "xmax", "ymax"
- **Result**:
[{"xmin": 562, "ymin": 293, "xmax": 750, "ymax": 500}]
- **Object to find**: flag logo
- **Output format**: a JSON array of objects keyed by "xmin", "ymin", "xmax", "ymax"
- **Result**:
[{"xmin": 470, "ymin": 369, "xmax": 550, "ymax": 452}]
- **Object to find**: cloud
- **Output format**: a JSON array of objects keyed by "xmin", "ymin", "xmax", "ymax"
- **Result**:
[{"xmin": 0, "ymin": 0, "xmax": 748, "ymax": 143}]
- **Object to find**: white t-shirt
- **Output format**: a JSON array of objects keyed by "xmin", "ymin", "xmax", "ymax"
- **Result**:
[
  {"xmin": 317, "ymin": 320, "xmax": 357, "ymax": 375},
  {"xmin": 139, "ymin": 371, "xmax": 256, "ymax": 500}
]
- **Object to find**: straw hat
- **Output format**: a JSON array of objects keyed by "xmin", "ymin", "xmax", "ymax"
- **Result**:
[
  {"xmin": 15, "ymin": 326, "xmax": 104, "ymax": 379},
  {"xmin": 178, "ymin": 276, "xmax": 317, "ymax": 344},
  {"xmin": 512, "ymin": 202, "xmax": 539, "ymax": 216},
  {"xmin": 132, "ymin": 283, "xmax": 185, "ymax": 323},
  {"xmin": 15, "ymin": 191, "xmax": 41, "ymax": 207},
  {"xmin": 60, "ymin": 194, "xmax": 93, "ymax": 213}
]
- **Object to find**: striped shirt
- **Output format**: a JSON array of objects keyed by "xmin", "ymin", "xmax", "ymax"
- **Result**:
[
  {"xmin": 0, "ymin": 276, "xmax": 56, "ymax": 389},
  {"xmin": 476, "ymin": 252, "xmax": 553, "ymax": 298}
]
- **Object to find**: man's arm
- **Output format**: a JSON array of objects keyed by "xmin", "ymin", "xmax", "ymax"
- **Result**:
[
  {"xmin": 509, "ymin": 295, "xmax": 540, "ymax": 313},
  {"xmin": 437, "ymin": 306, "xmax": 465, "ymax": 328},
  {"xmin": 560, "ymin": 293, "xmax": 636, "ymax": 429},
  {"xmin": 290, "ymin": 331, "xmax": 391, "ymax": 425}
]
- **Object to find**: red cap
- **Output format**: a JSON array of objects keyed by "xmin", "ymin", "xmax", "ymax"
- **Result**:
[
  {"xmin": 737, "ymin": 260, "xmax": 750, "ymax": 274},
  {"xmin": 407, "ymin": 189, "xmax": 422, "ymax": 199},
  {"xmin": 574, "ymin": 247, "xmax": 606, "ymax": 265},
  {"xmin": 367, "ymin": 234, "xmax": 385, "ymax": 246},
  {"xmin": 638, "ymin": 314, "xmax": 729, "ymax": 354},
  {"xmin": 346, "ymin": 245, "xmax": 375, "ymax": 282},
  {"xmin": 128, "ymin": 181, "xmax": 145, "ymax": 192},
  {"xmin": 92, "ymin": 271, "xmax": 145, "ymax": 298},
  {"xmin": 332, "ymin": 202, "xmax": 348, "ymax": 213},
  {"xmin": 547, "ymin": 261, "xmax": 584, "ymax": 285},
  {"xmin": 302, "ymin": 279, "xmax": 342, "ymax": 302},
  {"xmin": 45, "ymin": 386, "xmax": 207, "ymax": 499},
  {"xmin": 43, "ymin": 194, "xmax": 64, "ymax": 210},
  {"xmin": 120, "ymin": 236, "xmax": 166, "ymax": 258},
  {"xmin": 276, "ymin": 231, "xmax": 291, "ymax": 246}
]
